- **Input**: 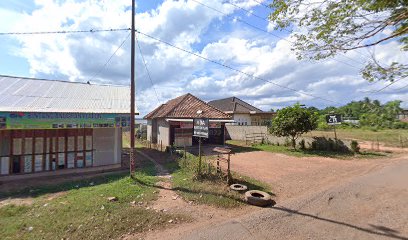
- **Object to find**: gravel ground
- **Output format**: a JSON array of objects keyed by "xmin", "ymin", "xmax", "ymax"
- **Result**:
[{"xmin": 180, "ymin": 153, "xmax": 408, "ymax": 240}]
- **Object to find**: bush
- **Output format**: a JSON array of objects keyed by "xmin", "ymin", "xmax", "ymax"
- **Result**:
[
  {"xmin": 309, "ymin": 137, "xmax": 350, "ymax": 152},
  {"xmin": 299, "ymin": 139, "xmax": 306, "ymax": 150},
  {"xmin": 284, "ymin": 138, "xmax": 293, "ymax": 147},
  {"xmin": 350, "ymin": 140, "xmax": 360, "ymax": 153}
]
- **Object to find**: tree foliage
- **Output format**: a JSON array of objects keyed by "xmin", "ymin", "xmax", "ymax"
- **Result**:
[
  {"xmin": 271, "ymin": 104, "xmax": 318, "ymax": 148},
  {"xmin": 268, "ymin": 0, "xmax": 408, "ymax": 82},
  {"xmin": 317, "ymin": 97, "xmax": 407, "ymax": 129}
]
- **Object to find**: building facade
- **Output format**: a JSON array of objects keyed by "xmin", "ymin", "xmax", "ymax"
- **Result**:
[
  {"xmin": 208, "ymin": 97, "xmax": 274, "ymax": 126},
  {"xmin": 144, "ymin": 93, "xmax": 232, "ymax": 148},
  {"xmin": 0, "ymin": 75, "xmax": 135, "ymax": 179}
]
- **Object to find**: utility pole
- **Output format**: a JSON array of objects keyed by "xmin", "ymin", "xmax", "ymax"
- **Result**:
[{"xmin": 130, "ymin": 0, "xmax": 136, "ymax": 177}]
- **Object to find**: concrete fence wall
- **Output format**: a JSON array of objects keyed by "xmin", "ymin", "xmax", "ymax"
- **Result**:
[{"xmin": 225, "ymin": 125, "xmax": 268, "ymax": 141}]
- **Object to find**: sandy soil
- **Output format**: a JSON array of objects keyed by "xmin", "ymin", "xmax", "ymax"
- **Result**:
[
  {"xmin": 126, "ymin": 151, "xmax": 254, "ymax": 240},
  {"xmin": 180, "ymin": 155, "xmax": 408, "ymax": 240},
  {"xmin": 229, "ymin": 151, "xmax": 398, "ymax": 202},
  {"xmin": 132, "ymin": 149, "xmax": 407, "ymax": 240}
]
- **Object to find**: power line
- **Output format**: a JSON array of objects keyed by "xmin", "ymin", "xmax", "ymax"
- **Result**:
[
  {"xmin": 136, "ymin": 35, "xmax": 160, "ymax": 104},
  {"xmin": 192, "ymin": 0, "xmax": 363, "ymax": 70},
  {"xmin": 225, "ymin": 1, "xmax": 268, "ymax": 21},
  {"xmin": 0, "ymin": 28, "xmax": 130, "ymax": 36},
  {"xmin": 136, "ymin": 29, "xmax": 342, "ymax": 105},
  {"xmin": 223, "ymin": 0, "xmax": 367, "ymax": 67},
  {"xmin": 252, "ymin": 0, "xmax": 271, "ymax": 9},
  {"xmin": 366, "ymin": 77, "xmax": 408, "ymax": 94},
  {"xmin": 88, "ymin": 32, "xmax": 131, "ymax": 83},
  {"xmin": 248, "ymin": 0, "xmax": 376, "ymax": 62}
]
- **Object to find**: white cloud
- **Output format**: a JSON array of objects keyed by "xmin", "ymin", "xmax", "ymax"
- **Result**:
[{"xmin": 2, "ymin": 0, "xmax": 407, "ymax": 115}]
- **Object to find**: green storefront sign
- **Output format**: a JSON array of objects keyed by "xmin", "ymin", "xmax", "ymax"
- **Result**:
[{"xmin": 0, "ymin": 112, "xmax": 130, "ymax": 130}]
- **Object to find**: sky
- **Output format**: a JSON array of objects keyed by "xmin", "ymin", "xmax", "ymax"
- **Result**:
[{"xmin": 0, "ymin": 0, "xmax": 407, "ymax": 116}]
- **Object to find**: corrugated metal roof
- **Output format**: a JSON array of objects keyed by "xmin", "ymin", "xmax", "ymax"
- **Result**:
[{"xmin": 0, "ymin": 75, "xmax": 135, "ymax": 114}]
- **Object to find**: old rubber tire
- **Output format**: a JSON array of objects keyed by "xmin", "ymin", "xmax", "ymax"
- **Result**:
[
  {"xmin": 230, "ymin": 184, "xmax": 248, "ymax": 192},
  {"xmin": 245, "ymin": 190, "xmax": 272, "ymax": 207}
]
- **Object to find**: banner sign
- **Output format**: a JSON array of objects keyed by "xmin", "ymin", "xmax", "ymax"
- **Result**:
[
  {"xmin": 326, "ymin": 114, "xmax": 342, "ymax": 125},
  {"xmin": 193, "ymin": 118, "xmax": 209, "ymax": 138},
  {"xmin": 0, "ymin": 112, "xmax": 130, "ymax": 130}
]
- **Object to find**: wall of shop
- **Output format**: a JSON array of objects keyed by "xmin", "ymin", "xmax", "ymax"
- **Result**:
[
  {"xmin": 0, "ymin": 127, "xmax": 122, "ymax": 177},
  {"xmin": 93, "ymin": 128, "xmax": 121, "ymax": 166}
]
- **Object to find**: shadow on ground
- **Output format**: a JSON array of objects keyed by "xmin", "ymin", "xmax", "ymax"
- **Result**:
[
  {"xmin": 0, "ymin": 157, "xmax": 155, "ymax": 200},
  {"xmin": 268, "ymin": 206, "xmax": 408, "ymax": 240}
]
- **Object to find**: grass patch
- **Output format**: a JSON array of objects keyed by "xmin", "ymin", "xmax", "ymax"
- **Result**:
[
  {"xmin": 306, "ymin": 129, "xmax": 408, "ymax": 148},
  {"xmin": 226, "ymin": 140, "xmax": 387, "ymax": 159},
  {"xmin": 0, "ymin": 162, "xmax": 180, "ymax": 240},
  {"xmin": 165, "ymin": 155, "xmax": 272, "ymax": 208}
]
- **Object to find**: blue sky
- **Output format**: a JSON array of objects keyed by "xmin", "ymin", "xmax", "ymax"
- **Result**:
[{"xmin": 0, "ymin": 0, "xmax": 407, "ymax": 116}]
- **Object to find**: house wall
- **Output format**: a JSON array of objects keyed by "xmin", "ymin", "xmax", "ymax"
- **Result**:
[
  {"xmin": 232, "ymin": 114, "xmax": 252, "ymax": 125},
  {"xmin": 146, "ymin": 120, "xmax": 152, "ymax": 142},
  {"xmin": 157, "ymin": 118, "xmax": 170, "ymax": 147},
  {"xmin": 93, "ymin": 128, "xmax": 121, "ymax": 166}
]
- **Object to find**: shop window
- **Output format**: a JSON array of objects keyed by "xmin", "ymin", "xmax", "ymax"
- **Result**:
[
  {"xmin": 58, "ymin": 137, "xmax": 65, "ymax": 152},
  {"xmin": 34, "ymin": 155, "xmax": 43, "ymax": 172},
  {"xmin": 25, "ymin": 138, "xmax": 33, "ymax": 154},
  {"xmin": 67, "ymin": 153, "xmax": 75, "ymax": 168},
  {"xmin": 58, "ymin": 153, "xmax": 65, "ymax": 169},
  {"xmin": 13, "ymin": 138, "xmax": 22, "ymax": 155},
  {"xmin": 76, "ymin": 152, "xmax": 84, "ymax": 168},
  {"xmin": 77, "ymin": 136, "xmax": 84, "ymax": 151},
  {"xmin": 24, "ymin": 156, "xmax": 32, "ymax": 173},
  {"xmin": 67, "ymin": 137, "xmax": 75, "ymax": 152},
  {"xmin": 35, "ymin": 138, "xmax": 43, "ymax": 154},
  {"xmin": 45, "ymin": 155, "xmax": 50, "ymax": 171},
  {"xmin": 86, "ymin": 136, "xmax": 92, "ymax": 150},
  {"xmin": 86, "ymin": 151, "xmax": 93, "ymax": 167},
  {"xmin": 0, "ymin": 157, "xmax": 9, "ymax": 175}
]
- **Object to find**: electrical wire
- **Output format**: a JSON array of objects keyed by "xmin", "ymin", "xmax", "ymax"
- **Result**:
[
  {"xmin": 87, "ymin": 32, "xmax": 131, "ymax": 83},
  {"xmin": 192, "ymin": 0, "xmax": 364, "ymax": 70},
  {"xmin": 252, "ymin": 0, "xmax": 271, "ymax": 9},
  {"xmin": 246, "ymin": 0, "xmax": 378, "ymax": 62},
  {"xmin": 136, "ymin": 35, "xmax": 160, "ymax": 104},
  {"xmin": 0, "ymin": 28, "xmax": 130, "ymax": 36},
  {"xmin": 136, "ymin": 29, "xmax": 343, "ymax": 105}
]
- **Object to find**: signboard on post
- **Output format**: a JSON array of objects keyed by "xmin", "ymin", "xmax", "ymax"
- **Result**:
[
  {"xmin": 326, "ymin": 114, "xmax": 342, "ymax": 125},
  {"xmin": 193, "ymin": 118, "xmax": 209, "ymax": 138}
]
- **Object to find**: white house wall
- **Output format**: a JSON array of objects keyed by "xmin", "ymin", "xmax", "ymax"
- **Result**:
[
  {"xmin": 233, "ymin": 114, "xmax": 252, "ymax": 125},
  {"xmin": 146, "ymin": 119, "xmax": 152, "ymax": 142},
  {"xmin": 157, "ymin": 118, "xmax": 170, "ymax": 147}
]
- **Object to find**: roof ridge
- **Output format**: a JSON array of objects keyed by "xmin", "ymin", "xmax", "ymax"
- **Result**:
[
  {"xmin": 0, "ymin": 74, "xmax": 129, "ymax": 88},
  {"xmin": 161, "ymin": 93, "xmax": 191, "ymax": 117},
  {"xmin": 233, "ymin": 96, "xmax": 264, "ymax": 112},
  {"xmin": 188, "ymin": 94, "xmax": 230, "ymax": 118}
]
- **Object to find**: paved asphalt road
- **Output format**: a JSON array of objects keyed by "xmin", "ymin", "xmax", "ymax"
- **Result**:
[{"xmin": 181, "ymin": 157, "xmax": 408, "ymax": 240}]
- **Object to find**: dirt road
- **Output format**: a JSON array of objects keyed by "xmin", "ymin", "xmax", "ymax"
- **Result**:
[{"xmin": 179, "ymin": 153, "xmax": 408, "ymax": 240}]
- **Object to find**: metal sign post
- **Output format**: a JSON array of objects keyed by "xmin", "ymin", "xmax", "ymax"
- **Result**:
[
  {"xmin": 193, "ymin": 118, "xmax": 209, "ymax": 175},
  {"xmin": 326, "ymin": 114, "xmax": 342, "ymax": 140}
]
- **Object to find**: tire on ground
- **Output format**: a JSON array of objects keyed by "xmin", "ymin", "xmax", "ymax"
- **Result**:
[
  {"xmin": 230, "ymin": 184, "xmax": 248, "ymax": 192},
  {"xmin": 245, "ymin": 190, "xmax": 272, "ymax": 207}
]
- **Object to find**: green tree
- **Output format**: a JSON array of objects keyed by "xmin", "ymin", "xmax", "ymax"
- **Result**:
[
  {"xmin": 271, "ymin": 104, "xmax": 318, "ymax": 148},
  {"xmin": 268, "ymin": 0, "xmax": 408, "ymax": 82}
]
